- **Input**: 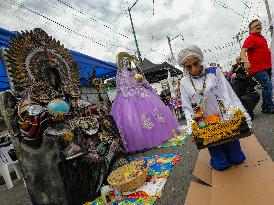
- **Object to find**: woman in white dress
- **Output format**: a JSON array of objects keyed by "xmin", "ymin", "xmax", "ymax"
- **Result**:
[{"xmin": 178, "ymin": 45, "xmax": 252, "ymax": 171}]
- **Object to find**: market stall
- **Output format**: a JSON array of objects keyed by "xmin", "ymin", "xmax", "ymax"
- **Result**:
[
  {"xmin": 140, "ymin": 58, "xmax": 184, "ymax": 120},
  {"xmin": 140, "ymin": 58, "xmax": 183, "ymax": 83}
]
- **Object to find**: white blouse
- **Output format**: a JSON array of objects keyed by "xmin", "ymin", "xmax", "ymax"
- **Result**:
[{"xmin": 180, "ymin": 67, "xmax": 252, "ymax": 134}]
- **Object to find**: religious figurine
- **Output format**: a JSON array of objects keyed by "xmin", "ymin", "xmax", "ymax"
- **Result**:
[
  {"xmin": 111, "ymin": 52, "xmax": 180, "ymax": 153},
  {"xmin": 0, "ymin": 28, "xmax": 128, "ymax": 205}
]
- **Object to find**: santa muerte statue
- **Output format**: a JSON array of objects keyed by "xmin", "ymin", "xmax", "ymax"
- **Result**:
[{"xmin": 0, "ymin": 28, "xmax": 129, "ymax": 205}]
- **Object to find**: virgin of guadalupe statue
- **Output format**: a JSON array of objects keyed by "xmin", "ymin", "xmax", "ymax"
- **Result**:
[{"xmin": 111, "ymin": 52, "xmax": 180, "ymax": 153}]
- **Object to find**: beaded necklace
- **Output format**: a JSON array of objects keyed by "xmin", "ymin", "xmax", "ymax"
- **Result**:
[{"xmin": 189, "ymin": 73, "xmax": 207, "ymax": 96}]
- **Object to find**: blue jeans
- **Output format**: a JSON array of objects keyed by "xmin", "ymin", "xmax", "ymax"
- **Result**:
[{"xmin": 252, "ymin": 68, "xmax": 274, "ymax": 110}]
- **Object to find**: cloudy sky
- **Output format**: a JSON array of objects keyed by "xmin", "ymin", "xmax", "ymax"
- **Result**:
[{"xmin": 0, "ymin": 0, "xmax": 273, "ymax": 70}]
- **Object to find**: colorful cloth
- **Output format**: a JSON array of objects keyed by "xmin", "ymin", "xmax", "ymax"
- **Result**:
[
  {"xmin": 85, "ymin": 153, "xmax": 181, "ymax": 205},
  {"xmin": 157, "ymin": 132, "xmax": 188, "ymax": 148},
  {"xmin": 111, "ymin": 65, "xmax": 180, "ymax": 153}
]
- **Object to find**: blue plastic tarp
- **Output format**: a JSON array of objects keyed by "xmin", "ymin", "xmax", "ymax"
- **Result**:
[
  {"xmin": 0, "ymin": 60, "xmax": 9, "ymax": 91},
  {"xmin": 0, "ymin": 27, "xmax": 117, "ymax": 90}
]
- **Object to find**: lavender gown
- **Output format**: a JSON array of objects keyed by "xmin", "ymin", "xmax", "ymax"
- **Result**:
[{"xmin": 111, "ymin": 67, "xmax": 180, "ymax": 153}]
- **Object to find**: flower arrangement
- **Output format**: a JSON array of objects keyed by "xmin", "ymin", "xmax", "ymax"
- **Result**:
[
  {"xmin": 192, "ymin": 109, "xmax": 250, "ymax": 149},
  {"xmin": 204, "ymin": 115, "xmax": 221, "ymax": 124}
]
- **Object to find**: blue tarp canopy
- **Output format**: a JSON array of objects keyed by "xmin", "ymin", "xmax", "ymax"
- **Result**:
[{"xmin": 0, "ymin": 27, "xmax": 117, "ymax": 90}]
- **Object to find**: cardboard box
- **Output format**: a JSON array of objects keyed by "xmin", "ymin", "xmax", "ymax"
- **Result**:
[{"xmin": 185, "ymin": 135, "xmax": 274, "ymax": 205}]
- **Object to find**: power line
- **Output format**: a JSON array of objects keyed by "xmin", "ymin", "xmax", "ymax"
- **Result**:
[
  {"xmin": 55, "ymin": 0, "xmax": 131, "ymax": 39},
  {"xmin": 41, "ymin": 0, "xmax": 168, "ymax": 60},
  {"xmin": 210, "ymin": 0, "xmax": 245, "ymax": 18},
  {"xmin": 3, "ymin": 0, "xmax": 110, "ymax": 48},
  {"xmin": 2, "ymin": 0, "xmax": 166, "ymax": 62},
  {"xmin": 0, "ymin": 3, "xmax": 99, "ymax": 51},
  {"xmin": 152, "ymin": 0, "xmax": 155, "ymax": 15},
  {"xmin": 0, "ymin": 2, "xmax": 50, "ymax": 30},
  {"xmin": 0, "ymin": 4, "xmax": 124, "ymax": 74},
  {"xmin": 2, "ymin": 0, "xmax": 140, "ymax": 54},
  {"xmin": 36, "ymin": 0, "xmax": 128, "ymax": 48}
]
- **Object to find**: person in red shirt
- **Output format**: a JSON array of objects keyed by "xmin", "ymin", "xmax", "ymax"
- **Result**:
[{"xmin": 241, "ymin": 19, "xmax": 273, "ymax": 114}]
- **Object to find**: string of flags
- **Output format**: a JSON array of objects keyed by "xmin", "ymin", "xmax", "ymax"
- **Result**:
[{"xmin": 210, "ymin": 0, "xmax": 245, "ymax": 18}]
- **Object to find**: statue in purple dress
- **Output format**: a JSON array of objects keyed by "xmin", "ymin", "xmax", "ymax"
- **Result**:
[{"xmin": 111, "ymin": 52, "xmax": 180, "ymax": 153}]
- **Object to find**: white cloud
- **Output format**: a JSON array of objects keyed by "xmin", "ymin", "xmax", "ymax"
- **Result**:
[{"xmin": 0, "ymin": 0, "xmax": 273, "ymax": 70}]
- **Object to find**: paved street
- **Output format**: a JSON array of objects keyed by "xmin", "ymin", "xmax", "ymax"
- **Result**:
[{"xmin": 0, "ymin": 100, "xmax": 274, "ymax": 205}]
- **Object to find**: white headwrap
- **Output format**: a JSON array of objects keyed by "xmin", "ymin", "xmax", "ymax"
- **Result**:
[{"xmin": 177, "ymin": 44, "xmax": 204, "ymax": 67}]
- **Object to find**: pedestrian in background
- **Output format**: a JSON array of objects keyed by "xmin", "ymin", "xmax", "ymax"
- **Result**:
[
  {"xmin": 230, "ymin": 57, "xmax": 260, "ymax": 120},
  {"xmin": 241, "ymin": 19, "xmax": 273, "ymax": 114}
]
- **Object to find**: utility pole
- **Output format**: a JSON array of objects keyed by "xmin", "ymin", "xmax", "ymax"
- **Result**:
[
  {"xmin": 167, "ymin": 34, "xmax": 184, "ymax": 64},
  {"xmin": 167, "ymin": 36, "xmax": 175, "ymax": 60},
  {"xmin": 263, "ymin": 0, "xmax": 273, "ymax": 37},
  {"xmin": 128, "ymin": 0, "xmax": 142, "ymax": 62}
]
